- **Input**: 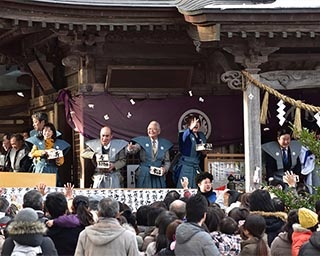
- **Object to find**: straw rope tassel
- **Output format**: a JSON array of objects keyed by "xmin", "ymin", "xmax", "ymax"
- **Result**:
[
  {"xmin": 260, "ymin": 91, "xmax": 269, "ymax": 124},
  {"xmin": 293, "ymin": 101, "xmax": 302, "ymax": 138}
]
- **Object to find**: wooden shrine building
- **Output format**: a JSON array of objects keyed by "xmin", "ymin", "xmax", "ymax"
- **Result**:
[{"xmin": 0, "ymin": 0, "xmax": 320, "ymax": 190}]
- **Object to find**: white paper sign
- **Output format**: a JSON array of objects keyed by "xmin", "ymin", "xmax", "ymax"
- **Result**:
[
  {"xmin": 149, "ymin": 166, "xmax": 163, "ymax": 176},
  {"xmin": 46, "ymin": 149, "xmax": 63, "ymax": 159},
  {"xmin": 96, "ymin": 154, "xmax": 110, "ymax": 169},
  {"xmin": 196, "ymin": 143, "xmax": 213, "ymax": 151}
]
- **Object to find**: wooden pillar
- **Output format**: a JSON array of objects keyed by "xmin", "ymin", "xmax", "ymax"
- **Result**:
[
  {"xmin": 243, "ymin": 69, "xmax": 261, "ymax": 191},
  {"xmin": 79, "ymin": 54, "xmax": 95, "ymax": 188},
  {"xmin": 223, "ymin": 43, "xmax": 278, "ymax": 191}
]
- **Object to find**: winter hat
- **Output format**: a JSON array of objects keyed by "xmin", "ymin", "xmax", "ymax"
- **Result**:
[
  {"xmin": 14, "ymin": 208, "xmax": 38, "ymax": 223},
  {"xmin": 298, "ymin": 207, "xmax": 318, "ymax": 229}
]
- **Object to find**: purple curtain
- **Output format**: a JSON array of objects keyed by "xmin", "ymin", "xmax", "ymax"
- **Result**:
[{"xmin": 57, "ymin": 90, "xmax": 244, "ymax": 146}]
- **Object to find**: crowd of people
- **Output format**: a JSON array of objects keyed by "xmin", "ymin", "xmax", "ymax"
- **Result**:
[
  {"xmin": 1, "ymin": 110, "xmax": 320, "ymax": 255},
  {"xmin": 0, "ymin": 171, "xmax": 318, "ymax": 256}
]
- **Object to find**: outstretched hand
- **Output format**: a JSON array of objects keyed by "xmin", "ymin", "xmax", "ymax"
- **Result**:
[
  {"xmin": 36, "ymin": 183, "xmax": 47, "ymax": 196},
  {"xmin": 189, "ymin": 117, "xmax": 199, "ymax": 130},
  {"xmin": 64, "ymin": 182, "xmax": 74, "ymax": 200},
  {"xmin": 181, "ymin": 177, "xmax": 189, "ymax": 190},
  {"xmin": 283, "ymin": 171, "xmax": 298, "ymax": 187}
]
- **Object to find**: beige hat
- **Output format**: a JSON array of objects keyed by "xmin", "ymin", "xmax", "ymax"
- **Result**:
[{"xmin": 298, "ymin": 207, "xmax": 318, "ymax": 229}]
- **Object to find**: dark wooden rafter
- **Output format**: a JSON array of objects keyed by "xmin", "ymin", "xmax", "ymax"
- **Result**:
[
  {"xmin": 180, "ymin": 8, "xmax": 320, "ymax": 43},
  {"xmin": 0, "ymin": 1, "xmax": 186, "ymax": 31},
  {"xmin": 28, "ymin": 59, "xmax": 55, "ymax": 93}
]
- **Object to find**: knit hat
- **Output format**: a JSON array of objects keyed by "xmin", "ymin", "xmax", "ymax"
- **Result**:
[
  {"xmin": 14, "ymin": 207, "xmax": 38, "ymax": 222},
  {"xmin": 298, "ymin": 207, "xmax": 318, "ymax": 229}
]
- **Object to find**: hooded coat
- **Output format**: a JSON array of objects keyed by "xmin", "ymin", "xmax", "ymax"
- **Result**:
[
  {"xmin": 174, "ymin": 222, "xmax": 221, "ymax": 256},
  {"xmin": 1, "ymin": 219, "xmax": 57, "ymax": 256},
  {"xmin": 291, "ymin": 223, "xmax": 313, "ymax": 256},
  {"xmin": 270, "ymin": 231, "xmax": 292, "ymax": 256},
  {"xmin": 74, "ymin": 217, "xmax": 140, "ymax": 256},
  {"xmin": 250, "ymin": 211, "xmax": 287, "ymax": 246}
]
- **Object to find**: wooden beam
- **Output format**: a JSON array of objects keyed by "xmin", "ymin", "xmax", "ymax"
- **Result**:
[{"xmin": 28, "ymin": 59, "xmax": 55, "ymax": 93}]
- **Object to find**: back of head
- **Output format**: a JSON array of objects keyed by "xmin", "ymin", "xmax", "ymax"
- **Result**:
[
  {"xmin": 205, "ymin": 205, "xmax": 225, "ymax": 232},
  {"xmin": 88, "ymin": 195, "xmax": 103, "ymax": 211},
  {"xmin": 244, "ymin": 214, "xmax": 266, "ymax": 238},
  {"xmin": 23, "ymin": 190, "xmax": 43, "ymax": 211},
  {"xmin": 136, "ymin": 205, "xmax": 151, "ymax": 226},
  {"xmin": 166, "ymin": 219, "xmax": 183, "ymax": 242},
  {"xmin": 298, "ymin": 207, "xmax": 318, "ymax": 230},
  {"xmin": 164, "ymin": 190, "xmax": 180, "ymax": 209},
  {"xmin": 72, "ymin": 195, "xmax": 89, "ymax": 211},
  {"xmin": 272, "ymin": 197, "xmax": 285, "ymax": 212},
  {"xmin": 155, "ymin": 211, "xmax": 178, "ymax": 252},
  {"xmin": 73, "ymin": 195, "xmax": 94, "ymax": 226},
  {"xmin": 147, "ymin": 207, "xmax": 165, "ymax": 226},
  {"xmin": 239, "ymin": 193, "xmax": 250, "ymax": 209},
  {"xmin": 0, "ymin": 197, "xmax": 9, "ymax": 213},
  {"xmin": 44, "ymin": 192, "xmax": 68, "ymax": 218},
  {"xmin": 121, "ymin": 209, "xmax": 137, "ymax": 229},
  {"xmin": 249, "ymin": 189, "xmax": 275, "ymax": 212},
  {"xmin": 169, "ymin": 199, "xmax": 186, "ymax": 220},
  {"xmin": 226, "ymin": 190, "xmax": 241, "ymax": 206},
  {"xmin": 149, "ymin": 200, "xmax": 167, "ymax": 209},
  {"xmin": 186, "ymin": 194, "xmax": 208, "ymax": 223},
  {"xmin": 219, "ymin": 216, "xmax": 239, "ymax": 235},
  {"xmin": 228, "ymin": 207, "xmax": 250, "ymax": 223},
  {"xmin": 243, "ymin": 214, "xmax": 269, "ymax": 255},
  {"xmin": 283, "ymin": 209, "xmax": 298, "ymax": 243},
  {"xmin": 98, "ymin": 198, "xmax": 119, "ymax": 218}
]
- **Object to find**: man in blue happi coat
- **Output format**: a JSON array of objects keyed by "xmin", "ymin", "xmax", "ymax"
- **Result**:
[{"xmin": 127, "ymin": 121, "xmax": 173, "ymax": 188}]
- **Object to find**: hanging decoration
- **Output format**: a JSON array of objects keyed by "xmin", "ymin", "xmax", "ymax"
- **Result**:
[
  {"xmin": 315, "ymin": 112, "xmax": 320, "ymax": 128},
  {"xmin": 241, "ymin": 71, "xmax": 320, "ymax": 131},
  {"xmin": 260, "ymin": 91, "xmax": 269, "ymax": 124},
  {"xmin": 276, "ymin": 100, "xmax": 286, "ymax": 126},
  {"xmin": 293, "ymin": 101, "xmax": 302, "ymax": 137}
]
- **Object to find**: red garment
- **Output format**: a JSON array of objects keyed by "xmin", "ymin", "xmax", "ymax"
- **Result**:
[{"xmin": 292, "ymin": 227, "xmax": 312, "ymax": 256}]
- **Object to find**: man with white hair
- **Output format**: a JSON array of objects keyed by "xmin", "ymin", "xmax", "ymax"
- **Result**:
[
  {"xmin": 75, "ymin": 198, "xmax": 139, "ymax": 256},
  {"xmin": 127, "ymin": 121, "xmax": 173, "ymax": 188}
]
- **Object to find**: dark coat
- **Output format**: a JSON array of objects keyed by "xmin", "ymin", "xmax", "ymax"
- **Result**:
[
  {"xmin": 251, "ymin": 211, "xmax": 287, "ymax": 246},
  {"xmin": 262, "ymin": 141, "xmax": 301, "ymax": 182},
  {"xmin": 298, "ymin": 231, "xmax": 320, "ymax": 256},
  {"xmin": 46, "ymin": 225, "xmax": 84, "ymax": 256},
  {"xmin": 1, "ymin": 219, "xmax": 57, "ymax": 256}
]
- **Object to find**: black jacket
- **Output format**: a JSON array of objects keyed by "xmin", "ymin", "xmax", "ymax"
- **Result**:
[
  {"xmin": 298, "ymin": 231, "xmax": 320, "ymax": 256},
  {"xmin": 46, "ymin": 225, "xmax": 84, "ymax": 256}
]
